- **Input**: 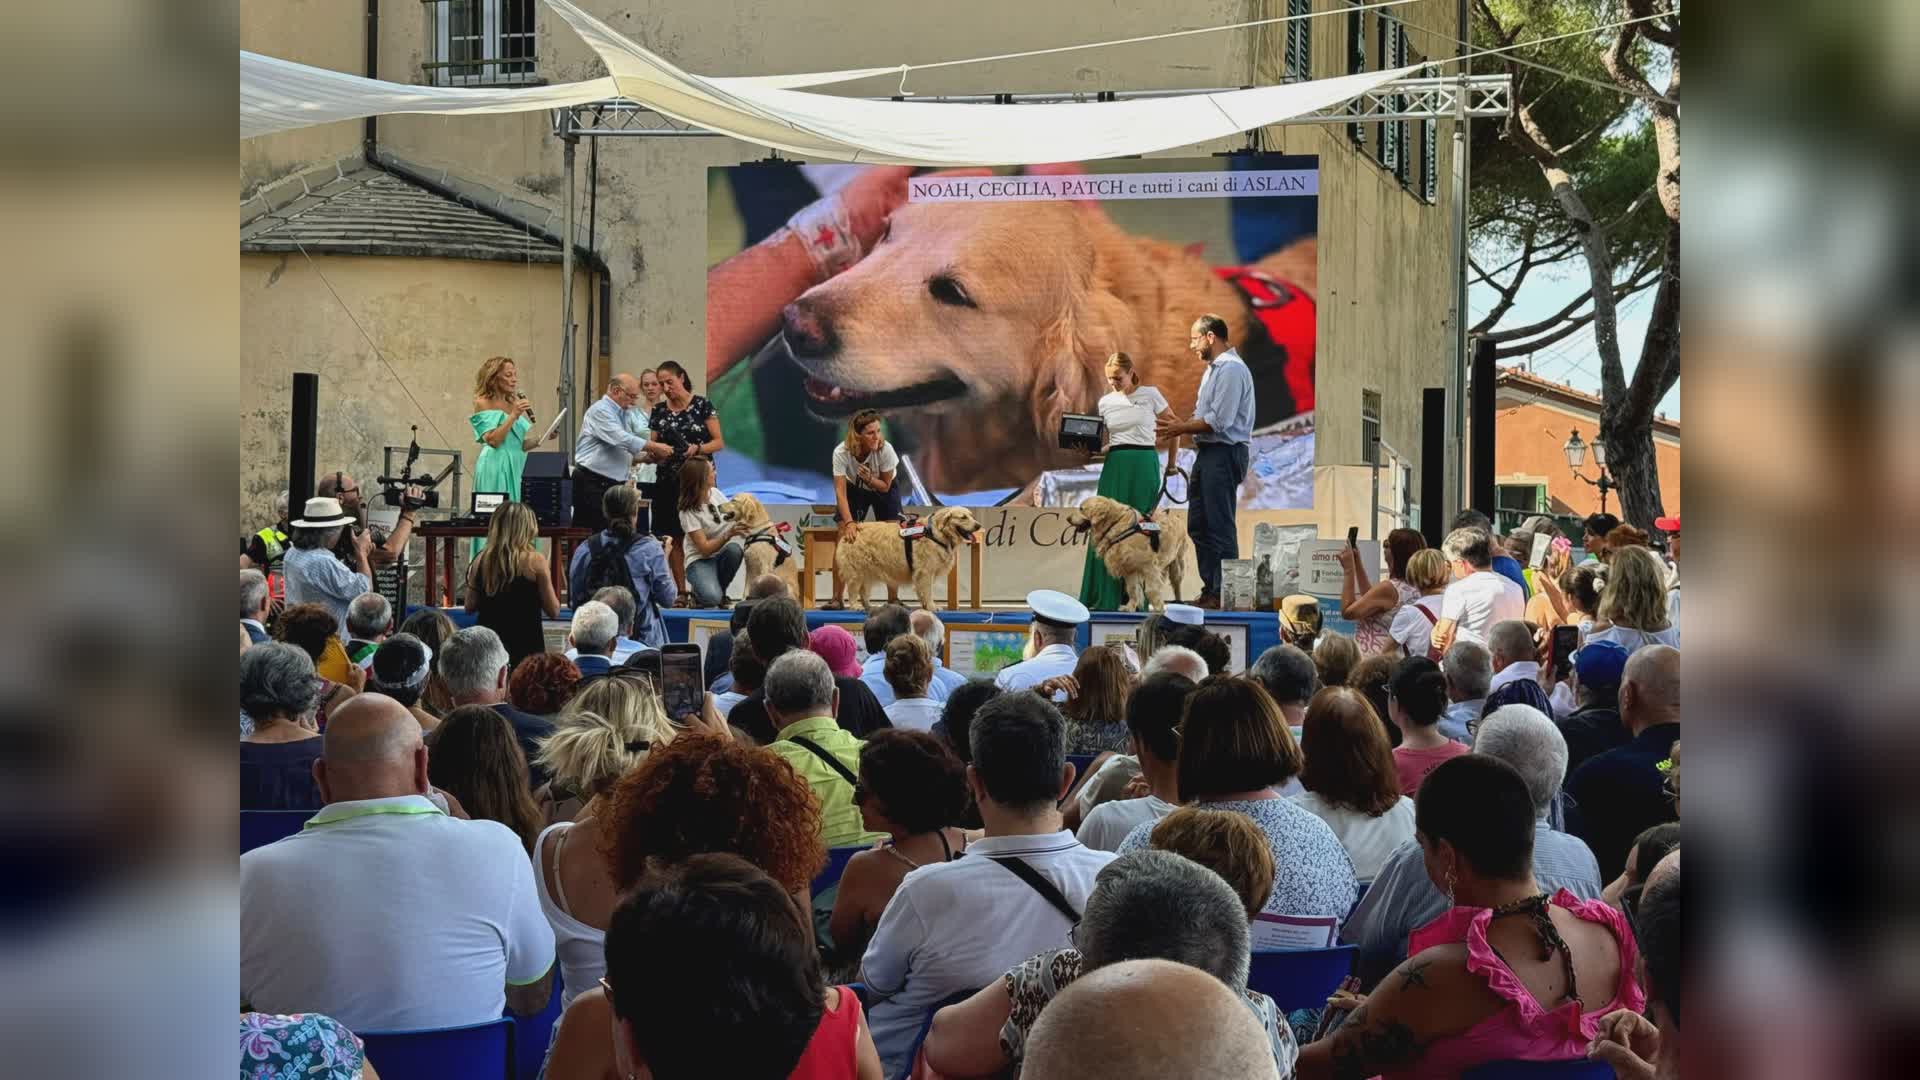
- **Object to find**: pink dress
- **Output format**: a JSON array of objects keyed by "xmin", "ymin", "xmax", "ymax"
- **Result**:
[{"xmin": 1380, "ymin": 889, "xmax": 1644, "ymax": 1079}]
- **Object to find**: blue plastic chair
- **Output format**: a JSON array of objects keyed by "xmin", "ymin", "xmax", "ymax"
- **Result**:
[
  {"xmin": 507, "ymin": 972, "xmax": 564, "ymax": 1080},
  {"xmin": 812, "ymin": 844, "xmax": 867, "ymax": 898},
  {"xmin": 1065, "ymin": 753, "xmax": 1097, "ymax": 780},
  {"xmin": 1245, "ymin": 944, "xmax": 1357, "ymax": 1013},
  {"xmin": 240, "ymin": 810, "xmax": 314, "ymax": 853},
  {"xmin": 358, "ymin": 1018, "xmax": 515, "ymax": 1080},
  {"xmin": 1463, "ymin": 1060, "xmax": 1615, "ymax": 1079},
  {"xmin": 895, "ymin": 989, "xmax": 977, "ymax": 1080}
]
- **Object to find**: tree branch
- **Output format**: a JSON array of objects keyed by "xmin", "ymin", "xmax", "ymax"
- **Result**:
[
  {"xmin": 1481, "ymin": 268, "xmax": 1659, "ymax": 343},
  {"xmin": 1492, "ymin": 312, "xmax": 1598, "ymax": 359},
  {"xmin": 1603, "ymin": 8, "xmax": 1662, "ymax": 105},
  {"xmin": 1627, "ymin": 0, "xmax": 1678, "ymax": 48}
]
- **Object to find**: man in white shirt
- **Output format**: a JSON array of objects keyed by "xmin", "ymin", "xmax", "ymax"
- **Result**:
[
  {"xmin": 241, "ymin": 694, "xmax": 555, "ymax": 1031},
  {"xmin": 1431, "ymin": 527, "xmax": 1526, "ymax": 652},
  {"xmin": 861, "ymin": 692, "xmax": 1116, "ymax": 1075},
  {"xmin": 571, "ymin": 374, "xmax": 651, "ymax": 533},
  {"xmin": 994, "ymin": 590, "xmax": 1088, "ymax": 693}
]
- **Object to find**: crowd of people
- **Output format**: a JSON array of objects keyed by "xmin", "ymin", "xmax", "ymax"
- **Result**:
[{"xmin": 238, "ymin": 501, "xmax": 1680, "ymax": 1080}]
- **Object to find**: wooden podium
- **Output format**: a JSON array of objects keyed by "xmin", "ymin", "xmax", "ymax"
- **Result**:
[{"xmin": 416, "ymin": 524, "xmax": 592, "ymax": 607}]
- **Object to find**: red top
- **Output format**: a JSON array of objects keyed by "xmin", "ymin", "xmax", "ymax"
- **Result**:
[
  {"xmin": 789, "ymin": 985, "xmax": 864, "ymax": 1080},
  {"xmin": 1393, "ymin": 741, "xmax": 1472, "ymax": 796}
]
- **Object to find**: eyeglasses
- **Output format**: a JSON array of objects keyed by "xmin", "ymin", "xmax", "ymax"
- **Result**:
[{"xmin": 1466, "ymin": 714, "xmax": 1482, "ymax": 738}]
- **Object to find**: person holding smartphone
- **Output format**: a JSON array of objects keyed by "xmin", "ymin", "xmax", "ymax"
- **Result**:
[{"xmin": 1338, "ymin": 527, "xmax": 1427, "ymax": 655}]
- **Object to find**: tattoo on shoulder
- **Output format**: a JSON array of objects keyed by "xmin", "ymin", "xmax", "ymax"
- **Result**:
[
  {"xmin": 1329, "ymin": 1008, "xmax": 1426, "ymax": 1080},
  {"xmin": 1397, "ymin": 958, "xmax": 1434, "ymax": 992}
]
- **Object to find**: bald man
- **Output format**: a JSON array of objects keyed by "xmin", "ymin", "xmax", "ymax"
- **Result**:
[
  {"xmin": 1022, "ymin": 960, "xmax": 1282, "ymax": 1080},
  {"xmin": 242, "ymin": 694, "xmax": 555, "ymax": 1032},
  {"xmin": 1566, "ymin": 644, "xmax": 1680, "ymax": 879},
  {"xmin": 573, "ymin": 373, "xmax": 652, "ymax": 532}
]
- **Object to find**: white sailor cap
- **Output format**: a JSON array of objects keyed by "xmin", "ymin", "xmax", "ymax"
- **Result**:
[
  {"xmin": 1163, "ymin": 603, "xmax": 1204, "ymax": 626},
  {"xmin": 1026, "ymin": 589, "xmax": 1090, "ymax": 628}
]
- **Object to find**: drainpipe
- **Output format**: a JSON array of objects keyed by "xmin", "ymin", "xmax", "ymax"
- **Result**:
[{"xmin": 363, "ymin": 0, "xmax": 379, "ymax": 160}]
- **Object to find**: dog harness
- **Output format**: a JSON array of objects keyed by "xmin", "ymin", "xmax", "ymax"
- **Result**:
[
  {"xmin": 1097, "ymin": 515, "xmax": 1164, "ymax": 557},
  {"xmin": 742, "ymin": 522, "xmax": 795, "ymax": 567},
  {"xmin": 898, "ymin": 517, "xmax": 951, "ymax": 575},
  {"xmin": 1214, "ymin": 265, "xmax": 1316, "ymax": 420}
]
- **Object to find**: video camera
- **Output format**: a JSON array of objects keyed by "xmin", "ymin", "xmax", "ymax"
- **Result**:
[{"xmin": 377, "ymin": 426, "xmax": 452, "ymax": 511}]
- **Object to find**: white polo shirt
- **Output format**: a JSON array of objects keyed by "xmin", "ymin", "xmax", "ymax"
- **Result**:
[
  {"xmin": 1439, "ymin": 570, "xmax": 1527, "ymax": 646},
  {"xmin": 860, "ymin": 830, "xmax": 1116, "ymax": 1076},
  {"xmin": 241, "ymin": 795, "xmax": 555, "ymax": 1032}
]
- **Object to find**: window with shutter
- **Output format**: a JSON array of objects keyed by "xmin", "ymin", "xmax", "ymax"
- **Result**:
[
  {"xmin": 1347, "ymin": 2, "xmax": 1366, "ymax": 146},
  {"xmin": 1286, "ymin": 0, "xmax": 1314, "ymax": 83},
  {"xmin": 1423, "ymin": 118, "xmax": 1439, "ymax": 202},
  {"xmin": 1377, "ymin": 16, "xmax": 1399, "ymax": 172}
]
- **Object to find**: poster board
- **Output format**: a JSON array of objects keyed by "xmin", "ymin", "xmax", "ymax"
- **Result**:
[
  {"xmin": 1088, "ymin": 619, "xmax": 1249, "ymax": 672},
  {"xmin": 946, "ymin": 622, "xmax": 1029, "ymax": 678},
  {"xmin": 1294, "ymin": 539, "xmax": 1382, "ymax": 598},
  {"xmin": 686, "ymin": 618, "xmax": 730, "ymax": 660}
]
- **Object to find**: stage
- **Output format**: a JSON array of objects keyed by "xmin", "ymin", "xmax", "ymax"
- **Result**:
[{"xmin": 429, "ymin": 605, "xmax": 1281, "ymax": 675}]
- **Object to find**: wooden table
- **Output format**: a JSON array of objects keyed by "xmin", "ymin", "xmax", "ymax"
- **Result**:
[
  {"xmin": 800, "ymin": 527, "xmax": 984, "ymax": 610},
  {"xmin": 417, "ymin": 524, "xmax": 592, "ymax": 608}
]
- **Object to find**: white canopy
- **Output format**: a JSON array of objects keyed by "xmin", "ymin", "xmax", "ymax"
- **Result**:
[{"xmin": 242, "ymin": 0, "xmax": 1416, "ymax": 165}]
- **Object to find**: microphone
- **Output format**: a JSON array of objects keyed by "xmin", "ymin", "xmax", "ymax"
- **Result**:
[{"xmin": 517, "ymin": 392, "xmax": 536, "ymax": 424}]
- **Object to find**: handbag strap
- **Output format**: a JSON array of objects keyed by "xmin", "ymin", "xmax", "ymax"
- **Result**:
[
  {"xmin": 787, "ymin": 734, "xmax": 859, "ymax": 787},
  {"xmin": 989, "ymin": 855, "xmax": 1082, "ymax": 925}
]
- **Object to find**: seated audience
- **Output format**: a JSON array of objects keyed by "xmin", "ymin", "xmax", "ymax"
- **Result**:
[
  {"xmin": 858, "ymin": 603, "xmax": 915, "ymax": 705},
  {"xmin": 565, "ymin": 601, "xmax": 622, "ymax": 679},
  {"xmin": 810, "ymin": 623, "xmax": 864, "ymax": 679},
  {"xmin": 1439, "ymin": 639, "xmax": 1492, "ymax": 743},
  {"xmin": 714, "ymin": 628, "xmax": 761, "ymax": 718},
  {"xmin": 1076, "ymin": 672, "xmax": 1193, "ymax": 851},
  {"xmin": 729, "ymin": 597, "xmax": 888, "ymax": 741},
  {"xmin": 1343, "ymin": 704, "xmax": 1601, "ymax": 988},
  {"xmin": 1386, "ymin": 549, "xmax": 1451, "ymax": 660},
  {"xmin": 570, "ymin": 854, "xmax": 882, "ymax": 1080},
  {"xmin": 1590, "ymin": 857, "xmax": 1680, "ymax": 1080},
  {"xmin": 1279, "ymin": 593, "xmax": 1323, "ymax": 654},
  {"xmin": 1022, "ymin": 959, "xmax": 1284, "ymax": 1080},
  {"xmin": 1346, "ymin": 653, "xmax": 1397, "ymax": 745},
  {"xmin": 1292, "ymin": 686, "xmax": 1415, "ymax": 882},
  {"xmin": 1431, "ymin": 526, "xmax": 1527, "ymax": 652},
  {"xmin": 860, "ymin": 691, "xmax": 1116, "ymax": 1076},
  {"xmin": 1312, "ymin": 630, "xmax": 1361, "ymax": 689},
  {"xmin": 1116, "ymin": 676, "xmax": 1357, "ymax": 923},
  {"xmin": 931, "ymin": 677, "xmax": 1001, "ymax": 765},
  {"xmin": 440, "ymin": 625, "xmax": 554, "ymax": 788},
  {"xmin": 1054, "ymin": 644, "xmax": 1132, "ymax": 755},
  {"xmin": 582, "ymin": 585, "xmax": 654, "ymax": 665},
  {"xmin": 1602, "ymin": 821, "xmax": 1681, "ymax": 915},
  {"xmin": 1483, "ymin": 618, "xmax": 1554, "ymax": 717},
  {"xmin": 763, "ymin": 650, "xmax": 885, "ymax": 848},
  {"xmin": 238, "ymin": 1013, "xmax": 371, "ymax": 1080},
  {"xmin": 275, "ymin": 602, "xmax": 360, "ymax": 722},
  {"xmin": 1248, "ymin": 644, "xmax": 1318, "ymax": 737},
  {"xmin": 1168, "ymin": 623, "xmax": 1233, "ymax": 675},
  {"xmin": 1586, "ymin": 544, "xmax": 1681, "ymax": 653},
  {"xmin": 1058, "ymin": 637, "xmax": 1211, "ymax": 814},
  {"xmin": 463, "ymin": 501, "xmax": 562, "ymax": 673},
  {"xmin": 240, "ymin": 568, "xmax": 271, "ymax": 644},
  {"xmin": 239, "ymin": 643, "xmax": 325, "ymax": 811},
  {"xmin": 707, "ymin": 597, "xmax": 759, "ymax": 693},
  {"xmin": 427, "ymin": 704, "xmax": 545, "ymax": 851},
  {"xmin": 367, "ymin": 633, "xmax": 441, "ymax": 734},
  {"xmin": 1141, "ymin": 641, "xmax": 1209, "ymax": 682},
  {"xmin": 1386, "ymin": 657, "xmax": 1471, "ymax": 795},
  {"xmin": 923, "ymin": 850, "xmax": 1295, "ymax": 1078},
  {"xmin": 829, "ymin": 730, "xmax": 971, "ymax": 960},
  {"xmin": 241, "ymin": 694, "xmax": 554, "ymax": 1030},
  {"xmin": 397, "ymin": 607, "xmax": 458, "ymax": 716},
  {"xmin": 1297, "ymin": 755, "xmax": 1639, "ymax": 1079},
  {"xmin": 529, "ymin": 674, "xmax": 676, "ymax": 1004},
  {"xmin": 509, "ymin": 651, "xmax": 582, "ymax": 717},
  {"xmin": 1567, "ymin": 644, "xmax": 1681, "ymax": 880},
  {"xmin": 344, "ymin": 592, "xmax": 392, "ymax": 669},
  {"xmin": 1557, "ymin": 640, "xmax": 1631, "ymax": 773},
  {"xmin": 912, "ymin": 608, "xmax": 969, "ymax": 697},
  {"xmin": 566, "ymin": 483, "xmax": 676, "ymax": 648},
  {"xmin": 1148, "ymin": 807, "xmax": 1277, "ymax": 917},
  {"xmin": 880, "ymin": 633, "xmax": 944, "ymax": 731}
]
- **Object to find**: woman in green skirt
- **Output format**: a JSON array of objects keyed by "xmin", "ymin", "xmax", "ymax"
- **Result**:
[{"xmin": 1078, "ymin": 352, "xmax": 1178, "ymax": 611}]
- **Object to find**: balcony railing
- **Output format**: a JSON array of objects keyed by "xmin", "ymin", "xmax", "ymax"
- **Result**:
[{"xmin": 421, "ymin": 0, "xmax": 538, "ymax": 87}]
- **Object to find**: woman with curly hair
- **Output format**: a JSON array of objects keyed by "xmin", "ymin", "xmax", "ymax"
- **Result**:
[
  {"xmin": 530, "ymin": 673, "xmax": 677, "ymax": 1007},
  {"xmin": 273, "ymin": 601, "xmax": 361, "ymax": 727},
  {"xmin": 828, "ymin": 730, "xmax": 970, "ymax": 958},
  {"xmin": 510, "ymin": 652, "xmax": 582, "ymax": 718},
  {"xmin": 1587, "ymin": 544, "xmax": 1679, "ymax": 653},
  {"xmin": 426, "ymin": 705, "xmax": 544, "ymax": 853},
  {"xmin": 1292, "ymin": 686, "xmax": 1415, "ymax": 882},
  {"xmin": 1057, "ymin": 644, "xmax": 1132, "ymax": 755}
]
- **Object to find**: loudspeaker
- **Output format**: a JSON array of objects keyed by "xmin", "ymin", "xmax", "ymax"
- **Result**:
[
  {"xmin": 290, "ymin": 372, "xmax": 318, "ymax": 511},
  {"xmin": 1470, "ymin": 337, "xmax": 1497, "ymax": 520},
  {"xmin": 1421, "ymin": 388, "xmax": 1446, "ymax": 550},
  {"xmin": 523, "ymin": 451, "xmax": 569, "ymax": 478},
  {"xmin": 523, "ymin": 478, "xmax": 573, "ymax": 527}
]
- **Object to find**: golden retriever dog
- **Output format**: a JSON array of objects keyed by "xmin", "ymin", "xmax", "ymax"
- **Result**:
[
  {"xmin": 1068, "ymin": 496, "xmax": 1190, "ymax": 612},
  {"xmin": 834, "ymin": 507, "xmax": 981, "ymax": 611},
  {"xmin": 717, "ymin": 492, "xmax": 801, "ymax": 594},
  {"xmin": 780, "ymin": 196, "xmax": 1316, "ymax": 491}
]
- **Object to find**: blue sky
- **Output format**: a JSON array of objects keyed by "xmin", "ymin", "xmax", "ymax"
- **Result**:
[{"xmin": 1471, "ymin": 270, "xmax": 1681, "ymax": 421}]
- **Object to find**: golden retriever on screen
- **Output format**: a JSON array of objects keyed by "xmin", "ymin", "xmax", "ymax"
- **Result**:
[
  {"xmin": 834, "ymin": 507, "xmax": 981, "ymax": 611},
  {"xmin": 1068, "ymin": 496, "xmax": 1190, "ymax": 612},
  {"xmin": 780, "ymin": 195, "xmax": 1316, "ymax": 491},
  {"xmin": 717, "ymin": 492, "xmax": 801, "ymax": 595}
]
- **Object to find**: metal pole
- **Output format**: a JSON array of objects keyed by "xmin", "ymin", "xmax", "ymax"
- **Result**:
[
  {"xmin": 1448, "ymin": 0, "xmax": 1472, "ymax": 524},
  {"xmin": 559, "ymin": 135, "xmax": 578, "ymax": 457}
]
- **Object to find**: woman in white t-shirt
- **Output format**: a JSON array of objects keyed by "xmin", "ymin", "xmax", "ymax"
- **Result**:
[
  {"xmin": 676, "ymin": 457, "xmax": 745, "ymax": 607},
  {"xmin": 834, "ymin": 408, "xmax": 903, "ymax": 542},
  {"xmin": 1078, "ymin": 352, "xmax": 1176, "ymax": 611},
  {"xmin": 1290, "ymin": 686, "xmax": 1415, "ymax": 882},
  {"xmin": 1387, "ymin": 549, "xmax": 1453, "ymax": 660}
]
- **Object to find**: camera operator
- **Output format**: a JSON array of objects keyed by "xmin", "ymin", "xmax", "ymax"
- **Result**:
[{"xmin": 316, "ymin": 470, "xmax": 421, "ymax": 570}]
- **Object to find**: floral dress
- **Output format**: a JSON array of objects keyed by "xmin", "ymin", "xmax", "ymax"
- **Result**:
[
  {"xmin": 647, "ymin": 396, "xmax": 717, "ymax": 540},
  {"xmin": 1355, "ymin": 578, "xmax": 1423, "ymax": 654},
  {"xmin": 240, "ymin": 1012, "xmax": 365, "ymax": 1080}
]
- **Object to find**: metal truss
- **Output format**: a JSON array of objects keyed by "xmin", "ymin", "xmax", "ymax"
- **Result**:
[{"xmin": 550, "ymin": 74, "xmax": 1511, "ymax": 138}]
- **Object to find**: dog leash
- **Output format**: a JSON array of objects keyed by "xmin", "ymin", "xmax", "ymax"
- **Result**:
[{"xmin": 1158, "ymin": 464, "xmax": 1190, "ymax": 506}]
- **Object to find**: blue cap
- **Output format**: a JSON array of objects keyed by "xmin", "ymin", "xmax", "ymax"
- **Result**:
[
  {"xmin": 1572, "ymin": 640, "xmax": 1630, "ymax": 689},
  {"xmin": 1027, "ymin": 589, "xmax": 1090, "ymax": 628}
]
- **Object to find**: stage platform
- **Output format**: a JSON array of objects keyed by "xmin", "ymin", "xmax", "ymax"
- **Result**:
[{"xmin": 430, "ymin": 605, "xmax": 1280, "ymax": 671}]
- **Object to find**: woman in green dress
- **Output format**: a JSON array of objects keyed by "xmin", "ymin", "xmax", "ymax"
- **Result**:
[
  {"xmin": 470, "ymin": 355, "xmax": 548, "ymax": 558},
  {"xmin": 1078, "ymin": 352, "xmax": 1179, "ymax": 611}
]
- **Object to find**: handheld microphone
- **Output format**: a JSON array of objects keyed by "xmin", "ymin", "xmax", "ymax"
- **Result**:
[{"xmin": 517, "ymin": 392, "xmax": 536, "ymax": 424}]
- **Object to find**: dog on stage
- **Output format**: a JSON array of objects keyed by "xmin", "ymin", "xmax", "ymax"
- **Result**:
[
  {"xmin": 834, "ymin": 507, "xmax": 981, "ymax": 611},
  {"xmin": 1068, "ymin": 496, "xmax": 1190, "ymax": 612},
  {"xmin": 717, "ymin": 492, "xmax": 801, "ymax": 594},
  {"xmin": 780, "ymin": 195, "xmax": 1316, "ymax": 492}
]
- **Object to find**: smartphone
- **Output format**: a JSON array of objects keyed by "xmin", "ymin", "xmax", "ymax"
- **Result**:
[
  {"xmin": 1346, "ymin": 525, "xmax": 1359, "ymax": 550},
  {"xmin": 621, "ymin": 649, "xmax": 662, "ymax": 690},
  {"xmin": 1550, "ymin": 625, "xmax": 1580, "ymax": 681},
  {"xmin": 659, "ymin": 643, "xmax": 704, "ymax": 722}
]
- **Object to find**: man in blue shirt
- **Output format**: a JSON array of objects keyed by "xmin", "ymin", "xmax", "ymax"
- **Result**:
[
  {"xmin": 1157, "ymin": 315, "xmax": 1255, "ymax": 609},
  {"xmin": 571, "ymin": 374, "xmax": 651, "ymax": 533}
]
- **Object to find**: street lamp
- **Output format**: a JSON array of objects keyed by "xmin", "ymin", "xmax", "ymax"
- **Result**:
[{"xmin": 1563, "ymin": 428, "xmax": 1617, "ymax": 515}]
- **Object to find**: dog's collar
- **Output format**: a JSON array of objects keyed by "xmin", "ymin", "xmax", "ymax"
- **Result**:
[
  {"xmin": 1214, "ymin": 265, "xmax": 1315, "ymax": 422},
  {"xmin": 1095, "ymin": 514, "xmax": 1162, "ymax": 557}
]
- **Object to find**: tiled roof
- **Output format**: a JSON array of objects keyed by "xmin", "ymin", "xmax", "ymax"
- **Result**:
[
  {"xmin": 1495, "ymin": 365, "xmax": 1680, "ymax": 433},
  {"xmin": 241, "ymin": 165, "xmax": 564, "ymax": 264}
]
